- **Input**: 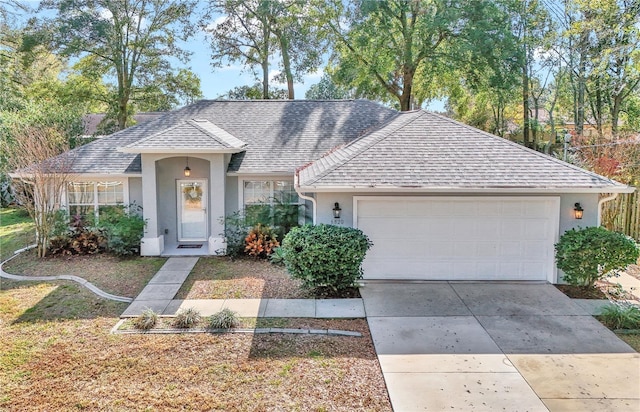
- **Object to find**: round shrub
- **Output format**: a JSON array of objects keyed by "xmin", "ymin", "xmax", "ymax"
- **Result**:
[
  {"xmin": 281, "ymin": 224, "xmax": 372, "ymax": 291},
  {"xmin": 555, "ymin": 226, "xmax": 639, "ymax": 287}
]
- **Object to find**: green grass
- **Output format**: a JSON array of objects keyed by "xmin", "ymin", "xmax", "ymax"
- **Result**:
[
  {"xmin": 616, "ymin": 332, "xmax": 640, "ymax": 352},
  {"xmin": 0, "ymin": 207, "xmax": 34, "ymax": 261}
]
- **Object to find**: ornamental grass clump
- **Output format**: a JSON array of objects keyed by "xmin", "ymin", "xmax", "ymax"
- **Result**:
[
  {"xmin": 555, "ymin": 227, "xmax": 639, "ymax": 287},
  {"xmin": 173, "ymin": 307, "xmax": 202, "ymax": 329},
  {"xmin": 209, "ymin": 308, "xmax": 239, "ymax": 329},
  {"xmin": 600, "ymin": 304, "xmax": 640, "ymax": 330},
  {"xmin": 133, "ymin": 308, "xmax": 158, "ymax": 330},
  {"xmin": 281, "ymin": 224, "xmax": 372, "ymax": 291}
]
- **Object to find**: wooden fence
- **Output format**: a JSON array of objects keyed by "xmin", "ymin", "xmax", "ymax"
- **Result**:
[{"xmin": 601, "ymin": 190, "xmax": 640, "ymax": 240}]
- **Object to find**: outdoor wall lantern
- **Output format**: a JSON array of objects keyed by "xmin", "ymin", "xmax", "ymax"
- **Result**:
[
  {"xmin": 333, "ymin": 202, "xmax": 342, "ymax": 219},
  {"xmin": 184, "ymin": 157, "xmax": 191, "ymax": 177},
  {"xmin": 574, "ymin": 202, "xmax": 584, "ymax": 219}
]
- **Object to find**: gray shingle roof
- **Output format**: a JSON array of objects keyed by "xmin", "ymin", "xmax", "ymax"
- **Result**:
[
  {"xmin": 59, "ymin": 100, "xmax": 396, "ymax": 174},
  {"xmin": 120, "ymin": 119, "xmax": 247, "ymax": 152},
  {"xmin": 298, "ymin": 110, "xmax": 630, "ymax": 191}
]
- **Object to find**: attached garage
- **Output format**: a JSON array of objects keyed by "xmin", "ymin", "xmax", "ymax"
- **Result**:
[
  {"xmin": 355, "ymin": 197, "xmax": 560, "ymax": 281},
  {"xmin": 297, "ymin": 110, "xmax": 633, "ymax": 283}
]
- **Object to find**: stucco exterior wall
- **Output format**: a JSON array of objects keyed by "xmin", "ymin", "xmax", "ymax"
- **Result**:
[
  {"xmin": 315, "ymin": 192, "xmax": 599, "ymax": 236},
  {"xmin": 128, "ymin": 177, "xmax": 143, "ymax": 210},
  {"xmin": 225, "ymin": 175, "xmax": 239, "ymax": 216},
  {"xmin": 314, "ymin": 192, "xmax": 601, "ymax": 283}
]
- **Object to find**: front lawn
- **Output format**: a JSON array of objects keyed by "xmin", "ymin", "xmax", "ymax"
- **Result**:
[
  {"xmin": 176, "ymin": 257, "xmax": 310, "ymax": 299},
  {"xmin": 1, "ymin": 222, "xmax": 391, "ymax": 410},
  {"xmin": 3, "ymin": 251, "xmax": 166, "ymax": 297},
  {"xmin": 0, "ymin": 207, "xmax": 34, "ymax": 262},
  {"xmin": 0, "ymin": 280, "xmax": 391, "ymax": 411}
]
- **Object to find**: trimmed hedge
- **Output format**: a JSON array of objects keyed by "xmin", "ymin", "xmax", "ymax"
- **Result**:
[
  {"xmin": 281, "ymin": 224, "xmax": 372, "ymax": 291},
  {"xmin": 555, "ymin": 226, "xmax": 639, "ymax": 287}
]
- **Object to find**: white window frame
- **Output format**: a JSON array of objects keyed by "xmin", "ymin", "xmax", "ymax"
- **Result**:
[
  {"xmin": 64, "ymin": 179, "xmax": 130, "ymax": 219},
  {"xmin": 238, "ymin": 176, "xmax": 301, "ymax": 210}
]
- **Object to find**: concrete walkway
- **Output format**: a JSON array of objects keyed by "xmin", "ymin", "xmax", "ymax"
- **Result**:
[
  {"xmin": 360, "ymin": 282, "xmax": 639, "ymax": 412},
  {"xmin": 122, "ymin": 257, "xmax": 366, "ymax": 318}
]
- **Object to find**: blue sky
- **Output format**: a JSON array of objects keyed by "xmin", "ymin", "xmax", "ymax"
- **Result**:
[{"xmin": 183, "ymin": 30, "xmax": 325, "ymax": 100}]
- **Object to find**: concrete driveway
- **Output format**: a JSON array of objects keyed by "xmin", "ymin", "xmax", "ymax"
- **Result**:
[{"xmin": 360, "ymin": 282, "xmax": 640, "ymax": 411}]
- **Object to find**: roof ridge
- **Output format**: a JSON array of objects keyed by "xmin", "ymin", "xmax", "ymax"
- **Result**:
[
  {"xmin": 187, "ymin": 119, "xmax": 245, "ymax": 148},
  {"xmin": 303, "ymin": 111, "xmax": 425, "ymax": 186},
  {"xmin": 424, "ymin": 111, "xmax": 626, "ymax": 187},
  {"xmin": 121, "ymin": 120, "xmax": 189, "ymax": 149}
]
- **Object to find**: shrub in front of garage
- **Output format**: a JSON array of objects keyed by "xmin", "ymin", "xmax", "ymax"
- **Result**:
[
  {"xmin": 555, "ymin": 226, "xmax": 639, "ymax": 287},
  {"xmin": 281, "ymin": 224, "xmax": 372, "ymax": 292}
]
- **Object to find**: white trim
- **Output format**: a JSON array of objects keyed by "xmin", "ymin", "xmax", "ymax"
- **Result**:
[
  {"xmin": 237, "ymin": 175, "xmax": 299, "ymax": 212},
  {"xmin": 353, "ymin": 195, "xmax": 561, "ymax": 283},
  {"xmin": 62, "ymin": 178, "xmax": 130, "ymax": 217},
  {"xmin": 118, "ymin": 147, "xmax": 244, "ymax": 154},
  {"xmin": 176, "ymin": 179, "xmax": 208, "ymax": 242},
  {"xmin": 302, "ymin": 186, "xmax": 634, "ymax": 194},
  {"xmin": 228, "ymin": 171, "xmax": 296, "ymax": 177},
  {"xmin": 67, "ymin": 173, "xmax": 142, "ymax": 179}
]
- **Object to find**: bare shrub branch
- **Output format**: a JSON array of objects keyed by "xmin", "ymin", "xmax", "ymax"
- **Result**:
[{"xmin": 8, "ymin": 126, "xmax": 75, "ymax": 257}]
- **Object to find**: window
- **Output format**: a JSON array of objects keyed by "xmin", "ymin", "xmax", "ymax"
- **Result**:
[
  {"xmin": 67, "ymin": 181, "xmax": 124, "ymax": 218},
  {"xmin": 242, "ymin": 180, "xmax": 303, "ymax": 226}
]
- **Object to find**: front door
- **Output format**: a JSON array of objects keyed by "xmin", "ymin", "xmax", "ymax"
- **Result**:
[{"xmin": 177, "ymin": 179, "xmax": 207, "ymax": 241}]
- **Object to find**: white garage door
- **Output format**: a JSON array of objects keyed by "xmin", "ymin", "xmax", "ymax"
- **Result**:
[{"xmin": 356, "ymin": 197, "xmax": 559, "ymax": 281}]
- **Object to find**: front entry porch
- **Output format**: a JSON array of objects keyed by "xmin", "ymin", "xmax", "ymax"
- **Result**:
[{"xmin": 138, "ymin": 154, "xmax": 229, "ymax": 257}]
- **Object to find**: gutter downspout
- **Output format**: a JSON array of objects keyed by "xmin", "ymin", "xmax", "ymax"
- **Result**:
[
  {"xmin": 294, "ymin": 170, "xmax": 316, "ymax": 225},
  {"xmin": 597, "ymin": 193, "xmax": 618, "ymax": 226}
]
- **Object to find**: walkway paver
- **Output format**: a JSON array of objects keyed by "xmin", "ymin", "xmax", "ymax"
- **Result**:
[
  {"xmin": 121, "ymin": 257, "xmax": 198, "ymax": 316},
  {"xmin": 361, "ymin": 282, "xmax": 639, "ymax": 412}
]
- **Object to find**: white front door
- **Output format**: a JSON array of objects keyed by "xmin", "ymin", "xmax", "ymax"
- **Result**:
[{"xmin": 177, "ymin": 179, "xmax": 207, "ymax": 241}]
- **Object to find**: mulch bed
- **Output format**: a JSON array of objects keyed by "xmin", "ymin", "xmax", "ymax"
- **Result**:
[{"xmin": 555, "ymin": 284, "xmax": 608, "ymax": 299}]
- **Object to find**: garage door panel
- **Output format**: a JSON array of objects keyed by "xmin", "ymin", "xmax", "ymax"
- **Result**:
[{"xmin": 357, "ymin": 197, "xmax": 558, "ymax": 281}]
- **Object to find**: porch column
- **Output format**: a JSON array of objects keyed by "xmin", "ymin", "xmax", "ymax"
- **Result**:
[
  {"xmin": 140, "ymin": 153, "xmax": 164, "ymax": 255},
  {"xmin": 208, "ymin": 154, "xmax": 226, "ymax": 255}
]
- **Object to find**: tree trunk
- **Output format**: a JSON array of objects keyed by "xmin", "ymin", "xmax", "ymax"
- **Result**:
[
  {"xmin": 522, "ymin": 64, "xmax": 530, "ymax": 148},
  {"xmin": 399, "ymin": 69, "xmax": 414, "ymax": 111},
  {"xmin": 278, "ymin": 33, "xmax": 294, "ymax": 99},
  {"xmin": 262, "ymin": 25, "xmax": 270, "ymax": 99}
]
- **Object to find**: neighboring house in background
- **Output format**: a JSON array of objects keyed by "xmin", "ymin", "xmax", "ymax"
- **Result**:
[
  {"xmin": 47, "ymin": 99, "xmax": 632, "ymax": 283},
  {"xmin": 81, "ymin": 112, "xmax": 165, "ymax": 138}
]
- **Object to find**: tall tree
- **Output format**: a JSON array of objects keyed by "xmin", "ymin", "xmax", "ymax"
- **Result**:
[
  {"xmin": 203, "ymin": 0, "xmax": 273, "ymax": 99},
  {"xmin": 203, "ymin": 0, "xmax": 327, "ymax": 99},
  {"xmin": 39, "ymin": 0, "xmax": 198, "ymax": 130},
  {"xmin": 329, "ymin": 0, "xmax": 521, "ymax": 111}
]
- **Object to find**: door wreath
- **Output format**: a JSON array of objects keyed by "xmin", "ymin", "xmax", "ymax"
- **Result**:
[{"xmin": 183, "ymin": 185, "xmax": 203, "ymax": 204}]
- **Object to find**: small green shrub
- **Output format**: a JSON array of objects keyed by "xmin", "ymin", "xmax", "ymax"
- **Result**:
[
  {"xmin": 99, "ymin": 204, "xmax": 145, "ymax": 256},
  {"xmin": 209, "ymin": 308, "xmax": 239, "ymax": 329},
  {"xmin": 600, "ymin": 304, "xmax": 640, "ymax": 330},
  {"xmin": 173, "ymin": 307, "xmax": 202, "ymax": 329},
  {"xmin": 220, "ymin": 211, "xmax": 250, "ymax": 258},
  {"xmin": 555, "ymin": 227, "xmax": 639, "ymax": 287},
  {"xmin": 281, "ymin": 224, "xmax": 372, "ymax": 291},
  {"xmin": 245, "ymin": 224, "xmax": 279, "ymax": 259},
  {"xmin": 133, "ymin": 308, "xmax": 158, "ymax": 330},
  {"xmin": 269, "ymin": 246, "xmax": 285, "ymax": 265}
]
